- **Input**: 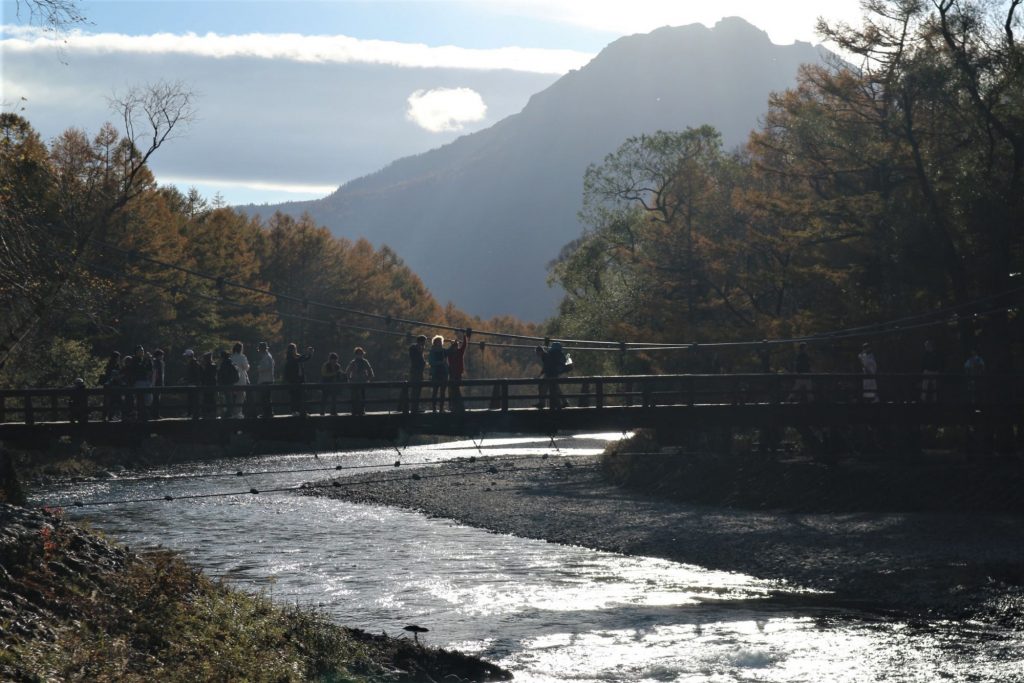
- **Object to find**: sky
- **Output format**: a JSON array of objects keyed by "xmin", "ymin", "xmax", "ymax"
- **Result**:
[{"xmin": 1, "ymin": 0, "xmax": 864, "ymax": 205}]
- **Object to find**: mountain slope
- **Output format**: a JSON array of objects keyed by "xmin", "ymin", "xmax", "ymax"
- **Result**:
[{"xmin": 243, "ymin": 18, "xmax": 825, "ymax": 320}]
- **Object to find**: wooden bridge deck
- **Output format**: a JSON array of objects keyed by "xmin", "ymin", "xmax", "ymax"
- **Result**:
[{"xmin": 0, "ymin": 374, "xmax": 1019, "ymax": 448}]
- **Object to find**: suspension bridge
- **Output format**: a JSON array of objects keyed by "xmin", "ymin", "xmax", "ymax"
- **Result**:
[{"xmin": 1, "ymin": 372, "xmax": 1019, "ymax": 449}]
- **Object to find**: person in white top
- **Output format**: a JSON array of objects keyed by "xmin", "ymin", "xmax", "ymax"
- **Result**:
[
  {"xmin": 229, "ymin": 342, "xmax": 251, "ymax": 418},
  {"xmin": 253, "ymin": 341, "xmax": 275, "ymax": 418}
]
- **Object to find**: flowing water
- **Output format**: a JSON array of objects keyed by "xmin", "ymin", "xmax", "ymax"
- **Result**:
[{"xmin": 29, "ymin": 436, "xmax": 1023, "ymax": 682}]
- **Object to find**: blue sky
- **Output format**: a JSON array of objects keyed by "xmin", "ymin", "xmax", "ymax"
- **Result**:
[{"xmin": 1, "ymin": 1, "xmax": 862, "ymax": 205}]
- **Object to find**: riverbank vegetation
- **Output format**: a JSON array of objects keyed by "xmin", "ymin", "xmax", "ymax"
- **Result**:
[
  {"xmin": 549, "ymin": 0, "xmax": 1024, "ymax": 377},
  {"xmin": 0, "ymin": 504, "xmax": 511, "ymax": 682},
  {"xmin": 601, "ymin": 429, "xmax": 1024, "ymax": 514}
]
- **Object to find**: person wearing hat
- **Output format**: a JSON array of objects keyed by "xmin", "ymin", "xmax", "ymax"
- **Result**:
[
  {"xmin": 68, "ymin": 377, "xmax": 88, "ymax": 424},
  {"xmin": 540, "ymin": 341, "xmax": 568, "ymax": 409}
]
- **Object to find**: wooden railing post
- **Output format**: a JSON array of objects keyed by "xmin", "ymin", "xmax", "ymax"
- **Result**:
[
  {"xmin": 500, "ymin": 382, "xmax": 509, "ymax": 412},
  {"xmin": 0, "ymin": 395, "xmax": 5, "ymax": 423},
  {"xmin": 23, "ymin": 396, "xmax": 34, "ymax": 425},
  {"xmin": 596, "ymin": 380, "xmax": 604, "ymax": 409}
]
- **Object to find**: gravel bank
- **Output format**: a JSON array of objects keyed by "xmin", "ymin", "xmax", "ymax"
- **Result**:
[{"xmin": 309, "ymin": 454, "xmax": 1024, "ymax": 622}]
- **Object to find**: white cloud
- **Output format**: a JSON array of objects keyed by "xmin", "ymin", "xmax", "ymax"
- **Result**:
[
  {"xmin": 0, "ymin": 25, "xmax": 593, "ymax": 75},
  {"xmin": 159, "ymin": 175, "xmax": 337, "ymax": 195},
  {"xmin": 485, "ymin": 0, "xmax": 863, "ymax": 45},
  {"xmin": 405, "ymin": 87, "xmax": 487, "ymax": 133}
]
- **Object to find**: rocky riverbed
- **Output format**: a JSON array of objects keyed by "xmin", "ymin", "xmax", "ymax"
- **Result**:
[{"xmin": 308, "ymin": 453, "xmax": 1024, "ymax": 625}]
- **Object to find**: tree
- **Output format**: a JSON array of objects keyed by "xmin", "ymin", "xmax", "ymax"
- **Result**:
[{"xmin": 0, "ymin": 82, "xmax": 196, "ymax": 373}]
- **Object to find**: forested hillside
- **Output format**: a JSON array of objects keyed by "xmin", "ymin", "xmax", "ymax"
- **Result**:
[
  {"xmin": 0, "ymin": 114, "xmax": 539, "ymax": 388},
  {"xmin": 548, "ymin": 0, "xmax": 1024, "ymax": 376}
]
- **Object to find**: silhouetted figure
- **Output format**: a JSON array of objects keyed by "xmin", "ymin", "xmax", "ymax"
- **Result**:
[
  {"xmin": 217, "ymin": 350, "xmax": 239, "ymax": 418},
  {"xmin": 964, "ymin": 349, "xmax": 985, "ymax": 404},
  {"xmin": 447, "ymin": 329, "xmax": 470, "ymax": 412},
  {"xmin": 320, "ymin": 352, "xmax": 344, "ymax": 415},
  {"xmin": 151, "ymin": 349, "xmax": 165, "ymax": 418},
  {"xmin": 284, "ymin": 343, "xmax": 314, "ymax": 416},
  {"xmin": 858, "ymin": 343, "xmax": 879, "ymax": 403},
  {"xmin": 408, "ymin": 335, "xmax": 427, "ymax": 413},
  {"xmin": 429, "ymin": 335, "xmax": 449, "ymax": 412},
  {"xmin": 758, "ymin": 340, "xmax": 771, "ymax": 373},
  {"xmin": 789, "ymin": 342, "xmax": 814, "ymax": 402},
  {"xmin": 180, "ymin": 349, "xmax": 201, "ymax": 419},
  {"xmin": 540, "ymin": 341, "xmax": 568, "ymax": 409},
  {"xmin": 200, "ymin": 352, "xmax": 218, "ymax": 418},
  {"xmin": 345, "ymin": 347, "xmax": 374, "ymax": 415},
  {"xmin": 68, "ymin": 378, "xmax": 88, "ymax": 424},
  {"xmin": 920, "ymin": 340, "xmax": 943, "ymax": 403},
  {"xmin": 129, "ymin": 345, "xmax": 154, "ymax": 421},
  {"xmin": 100, "ymin": 351, "xmax": 122, "ymax": 421}
]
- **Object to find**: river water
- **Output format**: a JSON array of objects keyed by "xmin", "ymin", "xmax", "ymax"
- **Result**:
[{"xmin": 30, "ymin": 436, "xmax": 1023, "ymax": 682}]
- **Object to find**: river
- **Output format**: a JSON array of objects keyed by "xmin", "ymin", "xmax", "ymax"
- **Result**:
[{"xmin": 29, "ymin": 435, "xmax": 1023, "ymax": 682}]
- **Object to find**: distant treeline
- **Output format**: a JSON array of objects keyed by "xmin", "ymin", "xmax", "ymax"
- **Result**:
[
  {"xmin": 548, "ymin": 1, "xmax": 1024, "ymax": 376},
  {"xmin": 0, "ymin": 113, "xmax": 539, "ymax": 388}
]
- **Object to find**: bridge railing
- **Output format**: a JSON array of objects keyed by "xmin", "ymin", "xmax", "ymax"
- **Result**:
[{"xmin": 0, "ymin": 373, "xmax": 1017, "ymax": 425}]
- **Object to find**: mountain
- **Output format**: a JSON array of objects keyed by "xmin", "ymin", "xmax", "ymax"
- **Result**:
[{"xmin": 242, "ymin": 18, "xmax": 826, "ymax": 320}]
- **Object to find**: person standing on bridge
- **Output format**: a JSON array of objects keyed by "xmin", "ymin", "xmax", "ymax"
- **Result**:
[
  {"xmin": 285, "ymin": 343, "xmax": 314, "ymax": 416},
  {"xmin": 346, "ymin": 347, "xmax": 374, "ymax": 415},
  {"xmin": 858, "ymin": 343, "xmax": 879, "ymax": 403},
  {"xmin": 253, "ymin": 342, "xmax": 275, "ymax": 418},
  {"xmin": 217, "ymin": 350, "xmax": 240, "ymax": 418},
  {"xmin": 130, "ymin": 345, "xmax": 154, "ymax": 421},
  {"xmin": 200, "ymin": 351, "xmax": 218, "ymax": 418},
  {"xmin": 180, "ymin": 349, "xmax": 201, "ymax": 419},
  {"xmin": 429, "ymin": 335, "xmax": 449, "ymax": 412},
  {"xmin": 920, "ymin": 340, "xmax": 943, "ymax": 404},
  {"xmin": 788, "ymin": 342, "xmax": 814, "ymax": 402},
  {"xmin": 229, "ymin": 342, "xmax": 250, "ymax": 419},
  {"xmin": 964, "ymin": 349, "xmax": 985, "ymax": 404},
  {"xmin": 320, "ymin": 352, "xmax": 344, "ymax": 416},
  {"xmin": 447, "ymin": 329, "xmax": 470, "ymax": 412},
  {"xmin": 151, "ymin": 349, "xmax": 166, "ymax": 419},
  {"xmin": 408, "ymin": 335, "xmax": 427, "ymax": 413},
  {"xmin": 540, "ymin": 341, "xmax": 568, "ymax": 409},
  {"xmin": 100, "ymin": 351, "xmax": 122, "ymax": 422}
]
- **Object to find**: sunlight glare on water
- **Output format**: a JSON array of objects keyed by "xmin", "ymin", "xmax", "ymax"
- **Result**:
[{"xmin": 29, "ymin": 437, "xmax": 1024, "ymax": 683}]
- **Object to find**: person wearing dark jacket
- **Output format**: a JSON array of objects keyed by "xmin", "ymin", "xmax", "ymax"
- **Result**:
[
  {"xmin": 100, "ymin": 351, "xmax": 122, "ymax": 421},
  {"xmin": 539, "ymin": 341, "xmax": 567, "ymax": 409},
  {"xmin": 446, "ymin": 330, "xmax": 470, "ymax": 412},
  {"xmin": 151, "ymin": 349, "xmax": 166, "ymax": 419},
  {"xmin": 921, "ymin": 340, "xmax": 943, "ymax": 403},
  {"xmin": 199, "ymin": 351, "xmax": 218, "ymax": 419},
  {"xmin": 130, "ymin": 345, "xmax": 154, "ymax": 421},
  {"xmin": 180, "ymin": 349, "xmax": 202, "ymax": 419},
  {"xmin": 284, "ymin": 343, "xmax": 314, "ymax": 416},
  {"xmin": 408, "ymin": 335, "xmax": 427, "ymax": 413}
]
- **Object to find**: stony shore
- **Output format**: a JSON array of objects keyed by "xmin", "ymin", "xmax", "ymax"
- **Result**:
[{"xmin": 309, "ymin": 453, "xmax": 1024, "ymax": 623}]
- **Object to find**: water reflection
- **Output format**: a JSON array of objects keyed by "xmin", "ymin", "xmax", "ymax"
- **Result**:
[{"xmin": 28, "ymin": 438, "xmax": 1023, "ymax": 683}]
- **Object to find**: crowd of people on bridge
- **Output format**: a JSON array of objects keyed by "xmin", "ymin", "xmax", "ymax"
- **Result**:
[
  {"xmin": 47, "ymin": 333, "xmax": 991, "ymax": 424},
  {"xmin": 88, "ymin": 331, "xmax": 483, "ymax": 422}
]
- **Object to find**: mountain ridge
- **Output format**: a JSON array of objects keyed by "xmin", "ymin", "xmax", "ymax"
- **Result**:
[{"xmin": 241, "ymin": 18, "xmax": 827, "ymax": 320}]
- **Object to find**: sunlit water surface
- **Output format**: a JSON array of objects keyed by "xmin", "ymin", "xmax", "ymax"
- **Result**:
[{"xmin": 30, "ymin": 435, "xmax": 1023, "ymax": 682}]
